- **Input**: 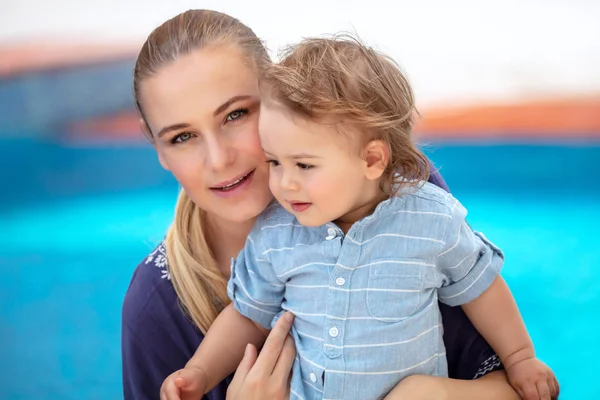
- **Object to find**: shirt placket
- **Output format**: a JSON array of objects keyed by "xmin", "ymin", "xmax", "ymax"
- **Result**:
[{"xmin": 322, "ymin": 223, "xmax": 364, "ymax": 400}]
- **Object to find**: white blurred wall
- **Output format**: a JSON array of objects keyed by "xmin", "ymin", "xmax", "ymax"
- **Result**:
[{"xmin": 1, "ymin": 0, "xmax": 599, "ymax": 108}]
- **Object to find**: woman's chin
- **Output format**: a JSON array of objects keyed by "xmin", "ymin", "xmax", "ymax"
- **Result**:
[{"xmin": 209, "ymin": 193, "xmax": 273, "ymax": 224}]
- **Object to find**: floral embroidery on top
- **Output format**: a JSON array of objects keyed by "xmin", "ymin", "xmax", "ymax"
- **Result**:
[{"xmin": 145, "ymin": 242, "xmax": 171, "ymax": 280}]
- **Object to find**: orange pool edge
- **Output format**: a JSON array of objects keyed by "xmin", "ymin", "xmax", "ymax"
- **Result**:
[
  {"xmin": 65, "ymin": 97, "xmax": 600, "ymax": 142},
  {"xmin": 414, "ymin": 96, "xmax": 600, "ymax": 140}
]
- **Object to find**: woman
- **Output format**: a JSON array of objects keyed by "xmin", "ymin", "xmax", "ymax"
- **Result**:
[{"xmin": 122, "ymin": 9, "xmax": 549, "ymax": 400}]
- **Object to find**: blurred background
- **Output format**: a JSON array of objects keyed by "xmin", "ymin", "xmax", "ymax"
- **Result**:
[{"xmin": 1, "ymin": 0, "xmax": 599, "ymax": 399}]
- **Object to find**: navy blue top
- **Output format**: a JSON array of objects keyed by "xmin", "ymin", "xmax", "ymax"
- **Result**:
[{"xmin": 121, "ymin": 170, "xmax": 502, "ymax": 399}]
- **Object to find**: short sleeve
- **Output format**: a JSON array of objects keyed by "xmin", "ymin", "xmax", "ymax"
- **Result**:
[
  {"xmin": 436, "ymin": 199, "xmax": 504, "ymax": 306},
  {"xmin": 227, "ymin": 226, "xmax": 284, "ymax": 329}
]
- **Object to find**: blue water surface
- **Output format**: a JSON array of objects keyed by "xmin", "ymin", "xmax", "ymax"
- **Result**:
[{"xmin": 1, "ymin": 139, "xmax": 598, "ymax": 399}]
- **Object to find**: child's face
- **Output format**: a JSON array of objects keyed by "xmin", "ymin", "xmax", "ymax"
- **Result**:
[{"xmin": 258, "ymin": 104, "xmax": 383, "ymax": 227}]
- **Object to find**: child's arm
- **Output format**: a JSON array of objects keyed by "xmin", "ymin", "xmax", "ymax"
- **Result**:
[
  {"xmin": 160, "ymin": 218, "xmax": 286, "ymax": 400},
  {"xmin": 435, "ymin": 197, "xmax": 558, "ymax": 400},
  {"xmin": 160, "ymin": 303, "xmax": 268, "ymax": 400},
  {"xmin": 462, "ymin": 276, "xmax": 532, "ymax": 371},
  {"xmin": 462, "ymin": 277, "xmax": 557, "ymax": 400},
  {"xmin": 187, "ymin": 303, "xmax": 269, "ymax": 391}
]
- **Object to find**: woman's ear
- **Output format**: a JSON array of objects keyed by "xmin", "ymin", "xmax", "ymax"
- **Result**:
[
  {"xmin": 139, "ymin": 118, "xmax": 151, "ymax": 139},
  {"xmin": 141, "ymin": 118, "xmax": 170, "ymax": 171},
  {"xmin": 363, "ymin": 139, "xmax": 389, "ymax": 181}
]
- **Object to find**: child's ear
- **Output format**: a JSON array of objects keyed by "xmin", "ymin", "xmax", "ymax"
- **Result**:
[
  {"xmin": 363, "ymin": 139, "xmax": 389, "ymax": 181},
  {"xmin": 140, "ymin": 118, "xmax": 170, "ymax": 171}
]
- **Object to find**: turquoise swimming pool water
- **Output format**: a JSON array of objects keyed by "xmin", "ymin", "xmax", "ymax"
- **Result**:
[{"xmin": 1, "ymin": 140, "xmax": 598, "ymax": 399}]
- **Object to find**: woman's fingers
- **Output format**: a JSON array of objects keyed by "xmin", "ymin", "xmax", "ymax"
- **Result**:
[
  {"xmin": 272, "ymin": 334, "xmax": 297, "ymax": 383},
  {"xmin": 227, "ymin": 344, "xmax": 258, "ymax": 399},
  {"xmin": 226, "ymin": 314, "xmax": 296, "ymax": 400},
  {"xmin": 253, "ymin": 312, "xmax": 295, "ymax": 375}
]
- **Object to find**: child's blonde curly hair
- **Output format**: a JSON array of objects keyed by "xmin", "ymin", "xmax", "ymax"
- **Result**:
[{"xmin": 260, "ymin": 34, "xmax": 430, "ymax": 195}]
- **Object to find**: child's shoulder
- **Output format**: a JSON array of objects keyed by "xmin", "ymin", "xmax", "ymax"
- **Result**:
[{"xmin": 397, "ymin": 181, "xmax": 459, "ymax": 214}]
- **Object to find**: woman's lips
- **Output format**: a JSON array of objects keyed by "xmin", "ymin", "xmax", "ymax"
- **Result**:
[{"xmin": 210, "ymin": 169, "xmax": 255, "ymax": 197}]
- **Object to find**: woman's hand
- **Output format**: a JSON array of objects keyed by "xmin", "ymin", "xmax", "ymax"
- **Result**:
[
  {"xmin": 384, "ymin": 371, "xmax": 525, "ymax": 400},
  {"xmin": 226, "ymin": 312, "xmax": 296, "ymax": 400}
]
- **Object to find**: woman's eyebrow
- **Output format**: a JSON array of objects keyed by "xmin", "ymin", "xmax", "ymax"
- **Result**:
[
  {"xmin": 157, "ymin": 123, "xmax": 192, "ymax": 138},
  {"xmin": 156, "ymin": 95, "xmax": 254, "ymax": 138},
  {"xmin": 213, "ymin": 95, "xmax": 253, "ymax": 116}
]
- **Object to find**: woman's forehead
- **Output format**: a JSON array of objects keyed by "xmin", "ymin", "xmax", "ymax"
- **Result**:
[{"xmin": 141, "ymin": 46, "xmax": 260, "ymax": 126}]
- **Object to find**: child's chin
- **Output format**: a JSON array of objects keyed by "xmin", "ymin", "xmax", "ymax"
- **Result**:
[{"xmin": 296, "ymin": 216, "xmax": 326, "ymax": 228}]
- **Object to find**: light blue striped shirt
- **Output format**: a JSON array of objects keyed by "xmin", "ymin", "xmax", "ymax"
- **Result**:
[{"xmin": 227, "ymin": 182, "xmax": 504, "ymax": 400}]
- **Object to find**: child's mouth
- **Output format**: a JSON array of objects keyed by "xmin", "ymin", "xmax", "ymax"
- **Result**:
[{"xmin": 288, "ymin": 201, "xmax": 312, "ymax": 212}]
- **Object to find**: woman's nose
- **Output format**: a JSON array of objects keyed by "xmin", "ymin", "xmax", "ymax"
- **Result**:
[{"xmin": 206, "ymin": 136, "xmax": 234, "ymax": 172}]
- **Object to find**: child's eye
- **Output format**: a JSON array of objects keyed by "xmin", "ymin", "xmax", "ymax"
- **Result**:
[
  {"xmin": 266, "ymin": 159, "xmax": 280, "ymax": 167},
  {"xmin": 171, "ymin": 132, "xmax": 193, "ymax": 144},
  {"xmin": 297, "ymin": 163, "xmax": 313, "ymax": 170},
  {"xmin": 225, "ymin": 108, "xmax": 248, "ymax": 123}
]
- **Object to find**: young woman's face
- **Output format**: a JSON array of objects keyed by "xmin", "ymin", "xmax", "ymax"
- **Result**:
[{"xmin": 139, "ymin": 45, "xmax": 272, "ymax": 224}]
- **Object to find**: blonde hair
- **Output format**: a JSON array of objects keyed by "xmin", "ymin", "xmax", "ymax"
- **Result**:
[
  {"xmin": 261, "ymin": 34, "xmax": 429, "ymax": 194},
  {"xmin": 133, "ymin": 10, "xmax": 269, "ymax": 333}
]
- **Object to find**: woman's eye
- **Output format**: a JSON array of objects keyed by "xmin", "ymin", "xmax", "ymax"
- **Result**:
[
  {"xmin": 172, "ymin": 132, "xmax": 192, "ymax": 144},
  {"xmin": 226, "ymin": 108, "xmax": 248, "ymax": 122},
  {"xmin": 266, "ymin": 159, "xmax": 280, "ymax": 167}
]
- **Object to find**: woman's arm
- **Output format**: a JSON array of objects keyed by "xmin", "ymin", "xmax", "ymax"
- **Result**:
[{"xmin": 384, "ymin": 371, "xmax": 520, "ymax": 400}]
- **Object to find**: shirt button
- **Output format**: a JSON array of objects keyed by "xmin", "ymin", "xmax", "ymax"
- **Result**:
[
  {"xmin": 335, "ymin": 277, "xmax": 346, "ymax": 286},
  {"xmin": 309, "ymin": 372, "xmax": 317, "ymax": 383},
  {"xmin": 325, "ymin": 227, "xmax": 337, "ymax": 240},
  {"xmin": 329, "ymin": 326, "xmax": 339, "ymax": 337}
]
